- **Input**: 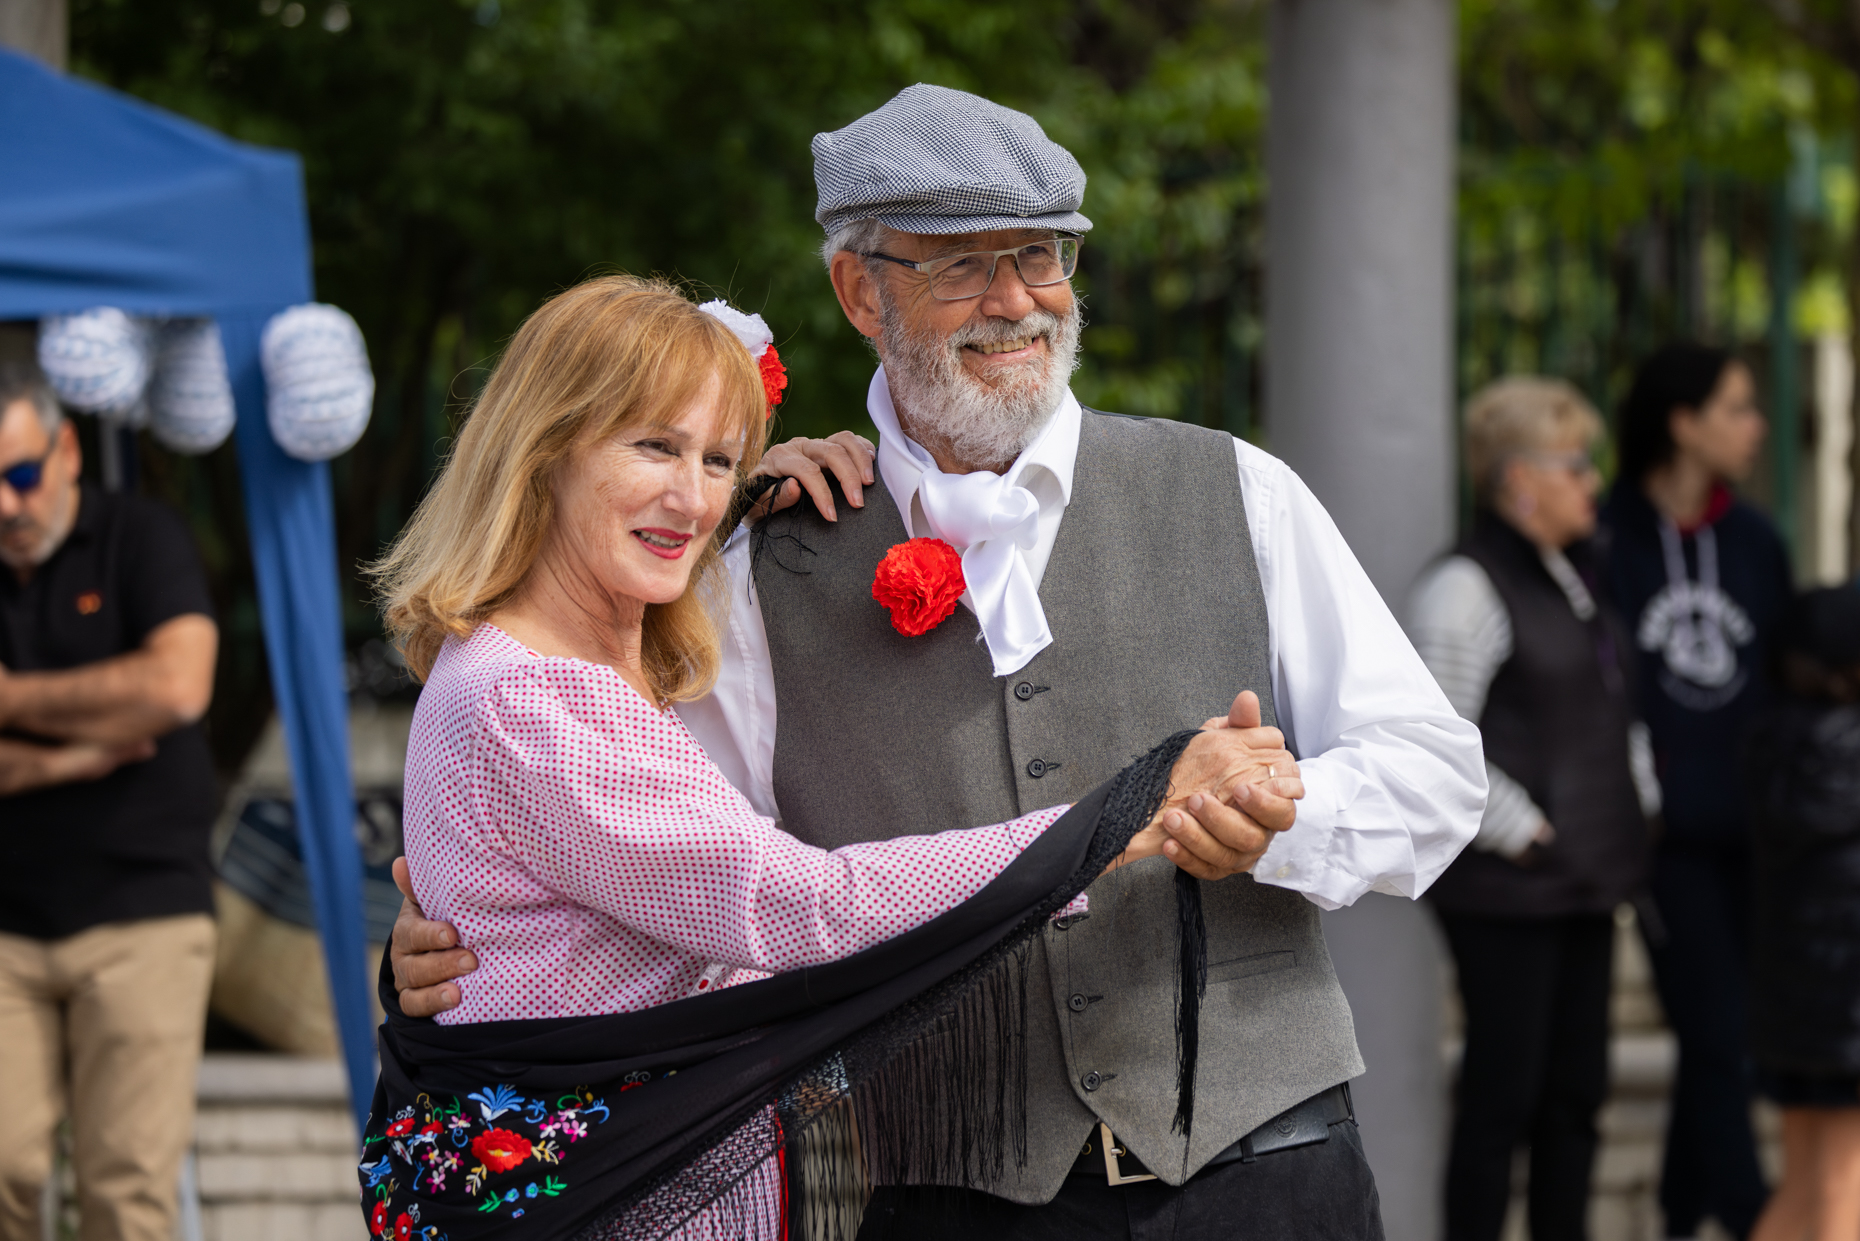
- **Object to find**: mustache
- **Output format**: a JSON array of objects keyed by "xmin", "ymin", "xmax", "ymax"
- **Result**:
[{"xmin": 945, "ymin": 310, "xmax": 1065, "ymax": 353}]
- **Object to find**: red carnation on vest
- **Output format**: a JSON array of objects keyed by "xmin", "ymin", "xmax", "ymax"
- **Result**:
[{"xmin": 871, "ymin": 538, "xmax": 966, "ymax": 636}]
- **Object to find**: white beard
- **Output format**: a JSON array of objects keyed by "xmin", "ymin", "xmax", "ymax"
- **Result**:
[{"xmin": 877, "ymin": 289, "xmax": 1083, "ymax": 469}]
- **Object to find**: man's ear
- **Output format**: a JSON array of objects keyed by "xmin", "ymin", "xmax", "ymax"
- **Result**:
[
  {"xmin": 829, "ymin": 251, "xmax": 884, "ymax": 342},
  {"xmin": 56, "ymin": 418, "xmax": 81, "ymax": 477}
]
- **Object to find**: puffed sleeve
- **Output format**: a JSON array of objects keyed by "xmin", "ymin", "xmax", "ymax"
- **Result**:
[{"xmin": 472, "ymin": 660, "xmax": 1068, "ymax": 973}]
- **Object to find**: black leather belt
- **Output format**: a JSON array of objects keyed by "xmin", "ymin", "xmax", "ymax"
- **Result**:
[{"xmin": 1070, "ymin": 1082, "xmax": 1354, "ymax": 1184}]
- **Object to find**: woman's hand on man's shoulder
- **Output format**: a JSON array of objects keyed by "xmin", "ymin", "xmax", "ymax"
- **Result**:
[{"xmin": 744, "ymin": 432, "xmax": 876, "ymax": 525}]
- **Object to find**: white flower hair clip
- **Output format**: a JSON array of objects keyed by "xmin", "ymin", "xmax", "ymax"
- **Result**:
[{"xmin": 697, "ymin": 300, "xmax": 787, "ymax": 415}]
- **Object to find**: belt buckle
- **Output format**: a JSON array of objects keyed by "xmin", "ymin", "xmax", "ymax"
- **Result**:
[{"xmin": 1099, "ymin": 1122, "xmax": 1158, "ymax": 1185}]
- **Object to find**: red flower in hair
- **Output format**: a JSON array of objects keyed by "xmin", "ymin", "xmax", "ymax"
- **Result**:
[
  {"xmin": 872, "ymin": 538, "xmax": 966, "ymax": 637},
  {"xmin": 471, "ymin": 1127, "xmax": 532, "ymax": 1174},
  {"xmin": 758, "ymin": 346, "xmax": 788, "ymax": 414}
]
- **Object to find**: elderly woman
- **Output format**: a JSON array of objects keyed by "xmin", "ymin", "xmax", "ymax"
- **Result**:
[
  {"xmin": 359, "ymin": 275, "xmax": 1290, "ymax": 1241},
  {"xmin": 1409, "ymin": 378, "xmax": 1657, "ymax": 1241}
]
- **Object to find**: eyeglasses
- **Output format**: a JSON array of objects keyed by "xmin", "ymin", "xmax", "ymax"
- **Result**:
[
  {"xmin": 1, "ymin": 449, "xmax": 52, "ymax": 495},
  {"xmin": 1523, "ymin": 450, "xmax": 1599, "ymax": 478},
  {"xmin": 864, "ymin": 237, "xmax": 1082, "ymax": 301}
]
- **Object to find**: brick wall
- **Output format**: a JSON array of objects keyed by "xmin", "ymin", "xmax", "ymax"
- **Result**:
[{"xmin": 189, "ymin": 1056, "xmax": 360, "ymax": 1241}]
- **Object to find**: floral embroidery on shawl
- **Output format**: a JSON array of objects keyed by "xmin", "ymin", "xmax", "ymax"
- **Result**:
[{"xmin": 360, "ymin": 1080, "xmax": 621, "ymax": 1235}]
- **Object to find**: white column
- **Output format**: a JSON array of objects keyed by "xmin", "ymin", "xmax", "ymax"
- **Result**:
[
  {"xmin": 1813, "ymin": 332, "xmax": 1854, "ymax": 586},
  {"xmin": 0, "ymin": 0, "xmax": 67, "ymax": 70},
  {"xmin": 1266, "ymin": 1, "xmax": 1458, "ymax": 1239}
]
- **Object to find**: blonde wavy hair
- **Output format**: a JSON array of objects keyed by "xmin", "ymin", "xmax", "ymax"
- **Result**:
[
  {"xmin": 369, "ymin": 275, "xmax": 768, "ymax": 702},
  {"xmin": 1463, "ymin": 376, "xmax": 1603, "ymax": 504}
]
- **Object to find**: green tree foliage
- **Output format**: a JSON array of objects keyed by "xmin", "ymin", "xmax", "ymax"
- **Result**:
[
  {"xmin": 1458, "ymin": 0, "xmax": 1853, "ymax": 403},
  {"xmin": 1453, "ymin": 0, "xmax": 1860, "ymax": 564},
  {"xmin": 69, "ymin": 0, "xmax": 1266, "ymax": 769}
]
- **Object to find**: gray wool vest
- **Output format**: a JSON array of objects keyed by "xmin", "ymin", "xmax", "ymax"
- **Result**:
[{"xmin": 752, "ymin": 411, "xmax": 1363, "ymax": 1202}]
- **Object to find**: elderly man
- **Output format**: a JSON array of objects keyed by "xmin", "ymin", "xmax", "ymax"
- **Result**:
[
  {"xmin": 0, "ymin": 361, "xmax": 220, "ymax": 1241},
  {"xmin": 393, "ymin": 85, "xmax": 1483, "ymax": 1239}
]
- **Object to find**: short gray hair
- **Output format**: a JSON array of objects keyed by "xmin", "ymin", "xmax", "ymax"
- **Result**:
[
  {"xmin": 0, "ymin": 361, "xmax": 63, "ymax": 437},
  {"xmin": 1463, "ymin": 376, "xmax": 1602, "ymax": 504},
  {"xmin": 819, "ymin": 217, "xmax": 885, "ymax": 272}
]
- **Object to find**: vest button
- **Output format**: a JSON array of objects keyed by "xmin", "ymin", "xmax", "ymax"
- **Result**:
[
  {"xmin": 1068, "ymin": 993, "xmax": 1089, "ymax": 1012},
  {"xmin": 1082, "ymin": 1071, "xmax": 1102, "ymax": 1092},
  {"xmin": 1014, "ymin": 681, "xmax": 1034, "ymax": 701},
  {"xmin": 1027, "ymin": 759, "xmax": 1047, "ymax": 778}
]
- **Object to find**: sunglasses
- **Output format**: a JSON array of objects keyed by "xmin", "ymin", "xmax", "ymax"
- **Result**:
[{"xmin": 1, "ymin": 449, "xmax": 52, "ymax": 495}]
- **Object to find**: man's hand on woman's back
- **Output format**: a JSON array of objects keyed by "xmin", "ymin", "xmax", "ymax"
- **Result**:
[{"xmin": 389, "ymin": 858, "xmax": 473, "ymax": 1017}]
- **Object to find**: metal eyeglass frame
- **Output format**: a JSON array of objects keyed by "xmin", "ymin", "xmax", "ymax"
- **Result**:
[
  {"xmin": 862, "ymin": 236, "xmax": 1082, "ymax": 301},
  {"xmin": 1519, "ymin": 449, "xmax": 1599, "ymax": 477}
]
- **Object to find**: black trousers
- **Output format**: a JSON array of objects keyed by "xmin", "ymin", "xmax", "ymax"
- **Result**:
[
  {"xmin": 1438, "ymin": 912, "xmax": 1614, "ymax": 1241},
  {"xmin": 1642, "ymin": 842, "xmax": 1767, "ymax": 1239},
  {"xmin": 852, "ymin": 1118, "xmax": 1383, "ymax": 1240}
]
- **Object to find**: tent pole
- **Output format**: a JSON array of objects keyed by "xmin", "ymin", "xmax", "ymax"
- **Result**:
[
  {"xmin": 98, "ymin": 419, "xmax": 121, "ymax": 491},
  {"xmin": 219, "ymin": 310, "xmax": 375, "ymax": 1133}
]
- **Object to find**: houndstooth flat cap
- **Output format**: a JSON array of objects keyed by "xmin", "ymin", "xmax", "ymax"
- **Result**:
[{"xmin": 813, "ymin": 84, "xmax": 1091, "ymax": 237}]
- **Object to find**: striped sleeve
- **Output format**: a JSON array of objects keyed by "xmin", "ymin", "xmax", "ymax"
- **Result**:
[{"xmin": 1406, "ymin": 557, "xmax": 1545, "ymax": 858}]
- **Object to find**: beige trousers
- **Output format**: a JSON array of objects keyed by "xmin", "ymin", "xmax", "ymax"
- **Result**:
[{"xmin": 0, "ymin": 914, "xmax": 215, "ymax": 1241}]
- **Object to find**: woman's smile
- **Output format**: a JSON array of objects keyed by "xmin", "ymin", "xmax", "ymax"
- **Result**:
[{"xmin": 632, "ymin": 527, "xmax": 694, "ymax": 559}]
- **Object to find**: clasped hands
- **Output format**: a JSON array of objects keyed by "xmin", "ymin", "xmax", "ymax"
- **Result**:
[{"xmin": 1104, "ymin": 689, "xmax": 1305, "ymax": 880}]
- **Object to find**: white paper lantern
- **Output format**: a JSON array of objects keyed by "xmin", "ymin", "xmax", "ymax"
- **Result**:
[
  {"xmin": 148, "ymin": 319, "xmax": 237, "ymax": 454},
  {"xmin": 261, "ymin": 303, "xmax": 374, "ymax": 462},
  {"xmin": 38, "ymin": 308, "xmax": 155, "ymax": 425}
]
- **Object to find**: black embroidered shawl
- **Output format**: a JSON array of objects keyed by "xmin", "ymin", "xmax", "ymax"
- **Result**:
[{"xmin": 360, "ymin": 732, "xmax": 1205, "ymax": 1241}]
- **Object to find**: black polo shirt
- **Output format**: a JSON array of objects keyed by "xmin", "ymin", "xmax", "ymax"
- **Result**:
[{"xmin": 0, "ymin": 484, "xmax": 219, "ymax": 939}]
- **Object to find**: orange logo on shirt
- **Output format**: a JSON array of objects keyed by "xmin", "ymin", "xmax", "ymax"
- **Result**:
[{"xmin": 75, "ymin": 591, "xmax": 102, "ymax": 615}]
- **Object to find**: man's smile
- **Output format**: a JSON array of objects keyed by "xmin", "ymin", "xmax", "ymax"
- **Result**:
[{"xmin": 963, "ymin": 335, "xmax": 1045, "ymax": 361}]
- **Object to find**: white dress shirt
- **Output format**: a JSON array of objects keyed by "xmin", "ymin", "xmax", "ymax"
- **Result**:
[{"xmin": 677, "ymin": 375, "xmax": 1487, "ymax": 911}]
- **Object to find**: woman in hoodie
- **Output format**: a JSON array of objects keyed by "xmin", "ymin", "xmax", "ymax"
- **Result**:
[{"xmin": 1600, "ymin": 343, "xmax": 1793, "ymax": 1241}]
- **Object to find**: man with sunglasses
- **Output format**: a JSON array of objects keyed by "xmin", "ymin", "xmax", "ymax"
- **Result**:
[
  {"xmin": 390, "ymin": 85, "xmax": 1485, "ymax": 1239},
  {"xmin": 0, "ymin": 361, "xmax": 220, "ymax": 1241}
]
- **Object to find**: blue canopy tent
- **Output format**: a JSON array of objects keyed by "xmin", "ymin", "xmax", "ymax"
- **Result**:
[{"xmin": 0, "ymin": 49, "xmax": 375, "ymax": 1129}]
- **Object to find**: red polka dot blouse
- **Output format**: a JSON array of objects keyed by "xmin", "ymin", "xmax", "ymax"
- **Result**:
[{"xmin": 404, "ymin": 624, "xmax": 1071, "ymax": 1026}]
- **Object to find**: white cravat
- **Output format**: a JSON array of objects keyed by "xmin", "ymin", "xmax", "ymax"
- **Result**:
[{"xmin": 865, "ymin": 368, "xmax": 1070, "ymax": 677}]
